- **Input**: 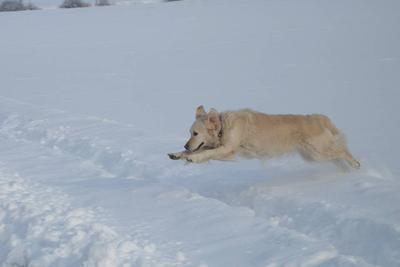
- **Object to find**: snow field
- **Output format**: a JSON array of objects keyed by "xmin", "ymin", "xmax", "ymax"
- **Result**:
[
  {"xmin": 0, "ymin": 97, "xmax": 399, "ymax": 266},
  {"xmin": 1, "ymin": 0, "xmax": 400, "ymax": 266}
]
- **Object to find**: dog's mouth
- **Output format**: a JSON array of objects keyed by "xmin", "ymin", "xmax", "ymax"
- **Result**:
[{"xmin": 192, "ymin": 142, "xmax": 204, "ymax": 152}]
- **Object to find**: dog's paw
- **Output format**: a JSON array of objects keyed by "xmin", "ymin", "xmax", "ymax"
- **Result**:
[
  {"xmin": 168, "ymin": 153, "xmax": 181, "ymax": 160},
  {"xmin": 185, "ymin": 154, "xmax": 203, "ymax": 163}
]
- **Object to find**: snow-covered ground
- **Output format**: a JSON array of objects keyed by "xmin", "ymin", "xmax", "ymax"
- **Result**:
[{"xmin": 1, "ymin": 0, "xmax": 400, "ymax": 266}]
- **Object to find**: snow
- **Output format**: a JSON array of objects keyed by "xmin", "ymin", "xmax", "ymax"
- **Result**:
[{"xmin": 1, "ymin": 0, "xmax": 400, "ymax": 266}]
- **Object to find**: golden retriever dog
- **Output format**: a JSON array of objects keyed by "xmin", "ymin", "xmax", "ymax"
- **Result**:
[{"xmin": 168, "ymin": 106, "xmax": 360, "ymax": 169}]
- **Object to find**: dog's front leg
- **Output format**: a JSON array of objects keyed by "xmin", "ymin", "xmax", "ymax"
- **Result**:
[
  {"xmin": 168, "ymin": 150, "xmax": 190, "ymax": 160},
  {"xmin": 185, "ymin": 146, "xmax": 235, "ymax": 163}
]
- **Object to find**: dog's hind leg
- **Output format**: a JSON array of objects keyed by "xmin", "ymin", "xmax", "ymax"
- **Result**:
[
  {"xmin": 298, "ymin": 136, "xmax": 360, "ymax": 170},
  {"xmin": 341, "ymin": 149, "xmax": 361, "ymax": 169},
  {"xmin": 329, "ymin": 133, "xmax": 360, "ymax": 169}
]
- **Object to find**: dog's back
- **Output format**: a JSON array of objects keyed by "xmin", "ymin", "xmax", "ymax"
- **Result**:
[{"xmin": 220, "ymin": 110, "xmax": 359, "ymax": 168}]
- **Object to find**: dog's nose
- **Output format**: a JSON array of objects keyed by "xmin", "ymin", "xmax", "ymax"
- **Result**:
[{"xmin": 184, "ymin": 143, "xmax": 189, "ymax": 150}]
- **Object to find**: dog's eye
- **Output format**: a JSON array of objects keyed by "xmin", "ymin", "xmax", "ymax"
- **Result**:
[{"xmin": 193, "ymin": 131, "xmax": 198, "ymax": 136}]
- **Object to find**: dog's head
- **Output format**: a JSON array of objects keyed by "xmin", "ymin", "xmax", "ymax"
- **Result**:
[{"xmin": 184, "ymin": 106, "xmax": 222, "ymax": 152}]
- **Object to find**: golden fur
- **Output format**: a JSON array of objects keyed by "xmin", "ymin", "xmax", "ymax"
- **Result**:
[{"xmin": 168, "ymin": 106, "xmax": 360, "ymax": 169}]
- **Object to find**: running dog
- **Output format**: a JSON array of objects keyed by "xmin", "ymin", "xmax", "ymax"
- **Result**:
[{"xmin": 168, "ymin": 106, "xmax": 360, "ymax": 169}]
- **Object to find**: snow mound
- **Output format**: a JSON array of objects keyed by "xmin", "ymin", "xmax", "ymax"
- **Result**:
[{"xmin": 0, "ymin": 167, "xmax": 182, "ymax": 267}]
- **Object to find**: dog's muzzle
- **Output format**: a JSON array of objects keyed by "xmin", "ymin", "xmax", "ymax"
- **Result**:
[{"xmin": 193, "ymin": 142, "xmax": 204, "ymax": 152}]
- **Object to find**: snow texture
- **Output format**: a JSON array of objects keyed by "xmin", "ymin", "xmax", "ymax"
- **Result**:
[{"xmin": 1, "ymin": 0, "xmax": 400, "ymax": 266}]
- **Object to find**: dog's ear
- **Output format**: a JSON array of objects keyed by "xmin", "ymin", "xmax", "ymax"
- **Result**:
[
  {"xmin": 205, "ymin": 108, "xmax": 221, "ymax": 131},
  {"xmin": 195, "ymin": 105, "xmax": 206, "ymax": 119}
]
